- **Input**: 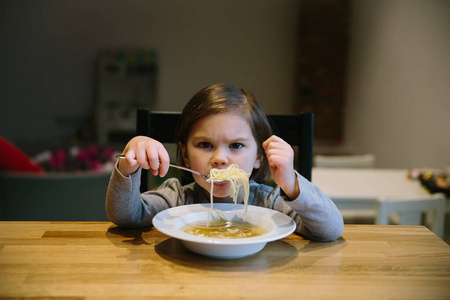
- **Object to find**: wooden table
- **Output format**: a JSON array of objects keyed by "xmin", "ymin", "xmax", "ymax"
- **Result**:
[{"xmin": 1, "ymin": 222, "xmax": 449, "ymax": 299}]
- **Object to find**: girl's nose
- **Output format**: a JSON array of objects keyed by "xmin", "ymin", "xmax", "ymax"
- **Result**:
[{"xmin": 211, "ymin": 148, "xmax": 228, "ymax": 167}]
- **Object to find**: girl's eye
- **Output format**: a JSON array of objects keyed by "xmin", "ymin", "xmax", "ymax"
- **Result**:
[
  {"xmin": 198, "ymin": 142, "xmax": 212, "ymax": 149},
  {"xmin": 230, "ymin": 143, "xmax": 243, "ymax": 149}
]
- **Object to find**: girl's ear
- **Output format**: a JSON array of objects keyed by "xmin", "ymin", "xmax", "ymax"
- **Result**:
[
  {"xmin": 253, "ymin": 153, "xmax": 262, "ymax": 169},
  {"xmin": 179, "ymin": 142, "xmax": 190, "ymax": 167}
]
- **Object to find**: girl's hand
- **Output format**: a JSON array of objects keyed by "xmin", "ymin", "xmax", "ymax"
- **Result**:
[
  {"xmin": 262, "ymin": 135, "xmax": 300, "ymax": 200},
  {"xmin": 117, "ymin": 136, "xmax": 170, "ymax": 177}
]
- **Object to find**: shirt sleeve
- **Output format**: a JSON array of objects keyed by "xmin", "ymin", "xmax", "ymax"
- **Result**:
[
  {"xmin": 105, "ymin": 164, "xmax": 187, "ymax": 228},
  {"xmin": 251, "ymin": 172, "xmax": 344, "ymax": 242}
]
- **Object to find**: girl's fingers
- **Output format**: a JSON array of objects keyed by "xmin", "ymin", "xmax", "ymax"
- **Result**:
[
  {"xmin": 267, "ymin": 154, "xmax": 291, "ymax": 169},
  {"xmin": 262, "ymin": 135, "xmax": 284, "ymax": 147},
  {"xmin": 265, "ymin": 148, "xmax": 284, "ymax": 159},
  {"xmin": 139, "ymin": 142, "xmax": 170, "ymax": 177},
  {"xmin": 155, "ymin": 144, "xmax": 170, "ymax": 177},
  {"xmin": 124, "ymin": 150, "xmax": 138, "ymax": 166},
  {"xmin": 263, "ymin": 136, "xmax": 291, "ymax": 152},
  {"xmin": 264, "ymin": 135, "xmax": 294, "ymax": 169},
  {"xmin": 265, "ymin": 142, "xmax": 294, "ymax": 159},
  {"xmin": 143, "ymin": 147, "xmax": 159, "ymax": 171},
  {"xmin": 265, "ymin": 144, "xmax": 291, "ymax": 155},
  {"xmin": 120, "ymin": 137, "xmax": 171, "ymax": 177}
]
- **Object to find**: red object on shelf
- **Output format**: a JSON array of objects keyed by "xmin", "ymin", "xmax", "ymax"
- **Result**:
[{"xmin": 0, "ymin": 136, "xmax": 44, "ymax": 173}]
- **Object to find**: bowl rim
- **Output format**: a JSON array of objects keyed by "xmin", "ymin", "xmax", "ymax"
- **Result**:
[{"xmin": 152, "ymin": 203, "xmax": 296, "ymax": 246}]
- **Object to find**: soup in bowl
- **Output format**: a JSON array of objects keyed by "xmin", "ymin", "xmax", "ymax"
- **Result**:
[{"xmin": 152, "ymin": 203, "xmax": 296, "ymax": 259}]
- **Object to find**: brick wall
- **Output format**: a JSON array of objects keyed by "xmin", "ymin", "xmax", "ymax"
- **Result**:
[{"xmin": 296, "ymin": 0, "xmax": 350, "ymax": 145}]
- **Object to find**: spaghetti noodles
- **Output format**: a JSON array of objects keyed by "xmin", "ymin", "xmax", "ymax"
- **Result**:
[{"xmin": 206, "ymin": 164, "xmax": 250, "ymax": 220}]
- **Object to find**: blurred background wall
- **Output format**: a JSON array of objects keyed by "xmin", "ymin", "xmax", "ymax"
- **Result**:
[
  {"xmin": 1, "ymin": 0, "xmax": 300, "ymax": 147},
  {"xmin": 345, "ymin": 0, "xmax": 450, "ymax": 169},
  {"xmin": 1, "ymin": 0, "xmax": 449, "ymax": 170}
]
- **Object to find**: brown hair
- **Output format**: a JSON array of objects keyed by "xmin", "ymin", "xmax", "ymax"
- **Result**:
[{"xmin": 175, "ymin": 83, "xmax": 272, "ymax": 183}]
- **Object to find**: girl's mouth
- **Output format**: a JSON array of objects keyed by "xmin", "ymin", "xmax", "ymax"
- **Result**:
[{"xmin": 214, "ymin": 181, "xmax": 230, "ymax": 187}]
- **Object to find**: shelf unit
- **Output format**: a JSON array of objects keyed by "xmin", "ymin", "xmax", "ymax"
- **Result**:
[{"xmin": 95, "ymin": 49, "xmax": 157, "ymax": 145}]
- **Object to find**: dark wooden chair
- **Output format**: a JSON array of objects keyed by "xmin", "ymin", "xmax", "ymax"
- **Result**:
[{"xmin": 136, "ymin": 109, "xmax": 314, "ymax": 192}]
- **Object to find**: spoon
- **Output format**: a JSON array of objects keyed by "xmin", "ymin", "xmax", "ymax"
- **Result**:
[{"xmin": 115, "ymin": 154, "xmax": 228, "ymax": 183}]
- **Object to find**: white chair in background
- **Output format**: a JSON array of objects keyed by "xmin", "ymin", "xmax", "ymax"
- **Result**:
[
  {"xmin": 313, "ymin": 153, "xmax": 377, "ymax": 224},
  {"xmin": 376, "ymin": 194, "xmax": 446, "ymax": 238},
  {"xmin": 314, "ymin": 154, "xmax": 376, "ymax": 168}
]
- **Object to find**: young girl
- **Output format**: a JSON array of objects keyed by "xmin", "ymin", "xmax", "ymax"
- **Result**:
[{"xmin": 106, "ymin": 83, "xmax": 343, "ymax": 241}]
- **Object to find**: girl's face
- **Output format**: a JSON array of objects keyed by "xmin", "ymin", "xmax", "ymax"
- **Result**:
[{"xmin": 179, "ymin": 111, "xmax": 261, "ymax": 201}]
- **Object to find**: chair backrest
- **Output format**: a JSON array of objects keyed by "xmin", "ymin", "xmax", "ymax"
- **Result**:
[{"xmin": 136, "ymin": 109, "xmax": 314, "ymax": 192}]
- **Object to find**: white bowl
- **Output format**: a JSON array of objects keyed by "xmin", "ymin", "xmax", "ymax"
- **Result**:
[{"xmin": 152, "ymin": 203, "xmax": 296, "ymax": 259}]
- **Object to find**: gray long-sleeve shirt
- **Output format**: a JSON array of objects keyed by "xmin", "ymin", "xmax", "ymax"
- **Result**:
[{"xmin": 106, "ymin": 166, "xmax": 344, "ymax": 242}]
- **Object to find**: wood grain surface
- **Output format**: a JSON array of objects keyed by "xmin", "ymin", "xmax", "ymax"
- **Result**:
[{"xmin": 1, "ymin": 222, "xmax": 449, "ymax": 299}]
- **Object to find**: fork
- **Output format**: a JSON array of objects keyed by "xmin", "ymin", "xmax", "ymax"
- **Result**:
[{"xmin": 115, "ymin": 154, "xmax": 227, "ymax": 183}]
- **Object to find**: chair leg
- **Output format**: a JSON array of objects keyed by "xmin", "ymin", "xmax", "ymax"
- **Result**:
[
  {"xmin": 377, "ymin": 195, "xmax": 446, "ymax": 239},
  {"xmin": 432, "ymin": 197, "xmax": 446, "ymax": 239},
  {"xmin": 376, "ymin": 201, "xmax": 390, "ymax": 225}
]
